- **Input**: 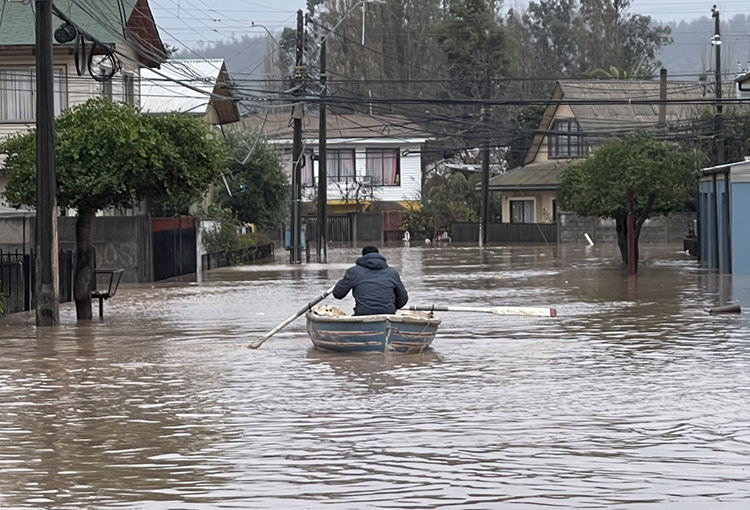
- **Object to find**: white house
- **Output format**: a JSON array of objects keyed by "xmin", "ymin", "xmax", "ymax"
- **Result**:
[{"xmin": 242, "ymin": 111, "xmax": 431, "ymax": 214}]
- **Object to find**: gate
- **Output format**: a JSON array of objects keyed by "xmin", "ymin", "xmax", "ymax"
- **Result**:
[{"xmin": 152, "ymin": 217, "xmax": 197, "ymax": 281}]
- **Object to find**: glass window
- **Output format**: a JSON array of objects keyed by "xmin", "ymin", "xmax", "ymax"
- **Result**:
[
  {"xmin": 0, "ymin": 67, "xmax": 65, "ymax": 121},
  {"xmin": 123, "ymin": 74, "xmax": 135, "ymax": 105},
  {"xmin": 549, "ymin": 119, "xmax": 587, "ymax": 158},
  {"xmin": 327, "ymin": 149, "xmax": 356, "ymax": 183},
  {"xmin": 282, "ymin": 149, "xmax": 313, "ymax": 187},
  {"xmin": 510, "ymin": 199, "xmax": 535, "ymax": 223},
  {"xmin": 365, "ymin": 148, "xmax": 400, "ymax": 185}
]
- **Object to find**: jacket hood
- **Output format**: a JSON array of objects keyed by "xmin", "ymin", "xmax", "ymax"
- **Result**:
[{"xmin": 356, "ymin": 252, "xmax": 388, "ymax": 270}]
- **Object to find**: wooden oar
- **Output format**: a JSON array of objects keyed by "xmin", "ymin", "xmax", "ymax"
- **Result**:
[
  {"xmin": 405, "ymin": 305, "xmax": 557, "ymax": 317},
  {"xmin": 249, "ymin": 285, "xmax": 336, "ymax": 349}
]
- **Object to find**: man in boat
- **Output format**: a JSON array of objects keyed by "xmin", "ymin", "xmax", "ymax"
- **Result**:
[{"xmin": 333, "ymin": 246, "xmax": 409, "ymax": 316}]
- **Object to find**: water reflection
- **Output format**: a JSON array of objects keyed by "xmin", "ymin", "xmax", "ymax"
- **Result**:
[{"xmin": 1, "ymin": 243, "xmax": 750, "ymax": 508}]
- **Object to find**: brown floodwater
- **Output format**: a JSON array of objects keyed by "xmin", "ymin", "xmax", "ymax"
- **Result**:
[{"xmin": 1, "ymin": 243, "xmax": 749, "ymax": 509}]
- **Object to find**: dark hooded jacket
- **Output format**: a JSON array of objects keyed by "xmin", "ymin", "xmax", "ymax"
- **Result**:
[{"xmin": 333, "ymin": 253, "xmax": 409, "ymax": 315}]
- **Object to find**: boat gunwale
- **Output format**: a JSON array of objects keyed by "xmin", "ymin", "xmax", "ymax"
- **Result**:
[{"xmin": 306, "ymin": 310, "xmax": 441, "ymax": 326}]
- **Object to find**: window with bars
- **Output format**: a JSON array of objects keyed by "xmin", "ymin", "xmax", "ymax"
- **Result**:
[
  {"xmin": 365, "ymin": 148, "xmax": 400, "ymax": 186},
  {"xmin": 327, "ymin": 149, "xmax": 356, "ymax": 183},
  {"xmin": 548, "ymin": 119, "xmax": 587, "ymax": 158},
  {"xmin": 0, "ymin": 67, "xmax": 66, "ymax": 121}
]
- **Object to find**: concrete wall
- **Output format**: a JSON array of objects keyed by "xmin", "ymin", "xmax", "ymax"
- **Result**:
[
  {"xmin": 0, "ymin": 214, "xmax": 153, "ymax": 283},
  {"xmin": 558, "ymin": 212, "xmax": 696, "ymax": 245}
]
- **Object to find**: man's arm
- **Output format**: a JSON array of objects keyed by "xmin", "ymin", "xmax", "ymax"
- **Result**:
[
  {"xmin": 333, "ymin": 268, "xmax": 355, "ymax": 299},
  {"xmin": 393, "ymin": 272, "xmax": 409, "ymax": 309}
]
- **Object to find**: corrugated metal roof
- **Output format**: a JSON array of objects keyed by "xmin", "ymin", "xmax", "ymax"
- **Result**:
[
  {"xmin": 242, "ymin": 110, "xmax": 432, "ymax": 141},
  {"xmin": 141, "ymin": 60, "xmax": 226, "ymax": 115},
  {"xmin": 487, "ymin": 160, "xmax": 575, "ymax": 191},
  {"xmin": 558, "ymin": 80, "xmax": 735, "ymax": 137},
  {"xmin": 0, "ymin": 0, "xmax": 136, "ymax": 46}
]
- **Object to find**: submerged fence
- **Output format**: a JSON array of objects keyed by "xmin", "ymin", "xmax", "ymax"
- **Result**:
[{"xmin": 201, "ymin": 243, "xmax": 274, "ymax": 271}]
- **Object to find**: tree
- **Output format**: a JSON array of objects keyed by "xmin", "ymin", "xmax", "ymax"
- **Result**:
[
  {"xmin": 557, "ymin": 135, "xmax": 697, "ymax": 268},
  {"xmin": 402, "ymin": 172, "xmax": 501, "ymax": 239},
  {"xmin": 506, "ymin": 0, "xmax": 671, "ymax": 84},
  {"xmin": 1, "ymin": 98, "xmax": 226, "ymax": 320},
  {"xmin": 432, "ymin": 0, "xmax": 509, "ymax": 100},
  {"xmin": 216, "ymin": 127, "xmax": 290, "ymax": 226}
]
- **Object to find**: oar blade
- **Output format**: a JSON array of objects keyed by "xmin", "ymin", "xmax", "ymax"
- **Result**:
[{"xmin": 488, "ymin": 306, "xmax": 556, "ymax": 317}]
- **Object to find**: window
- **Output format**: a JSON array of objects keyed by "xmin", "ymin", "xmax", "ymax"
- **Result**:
[
  {"xmin": 123, "ymin": 74, "xmax": 135, "ymax": 105},
  {"xmin": 101, "ymin": 68, "xmax": 113, "ymax": 101},
  {"xmin": 365, "ymin": 148, "xmax": 400, "ymax": 185},
  {"xmin": 510, "ymin": 199, "xmax": 535, "ymax": 223},
  {"xmin": 549, "ymin": 119, "xmax": 587, "ymax": 158},
  {"xmin": 327, "ymin": 149, "xmax": 356, "ymax": 183},
  {"xmin": 282, "ymin": 149, "xmax": 313, "ymax": 187},
  {"xmin": 0, "ymin": 67, "xmax": 65, "ymax": 121}
]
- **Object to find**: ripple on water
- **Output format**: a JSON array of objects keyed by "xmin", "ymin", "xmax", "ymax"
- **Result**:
[{"xmin": 1, "ymin": 245, "xmax": 750, "ymax": 508}]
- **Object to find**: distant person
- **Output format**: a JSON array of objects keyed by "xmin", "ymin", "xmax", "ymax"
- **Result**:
[{"xmin": 333, "ymin": 246, "xmax": 408, "ymax": 316}]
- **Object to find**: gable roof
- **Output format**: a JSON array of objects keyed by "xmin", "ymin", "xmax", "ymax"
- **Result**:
[
  {"xmin": 141, "ymin": 59, "xmax": 239, "ymax": 124},
  {"xmin": 488, "ymin": 160, "xmax": 574, "ymax": 191},
  {"xmin": 242, "ymin": 110, "xmax": 432, "ymax": 143},
  {"xmin": 0, "ymin": 0, "xmax": 165, "ymax": 67},
  {"xmin": 524, "ymin": 80, "xmax": 733, "ymax": 165}
]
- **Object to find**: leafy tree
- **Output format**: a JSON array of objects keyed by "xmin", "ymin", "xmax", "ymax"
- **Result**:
[
  {"xmin": 557, "ymin": 135, "xmax": 698, "ymax": 269},
  {"xmin": 432, "ymin": 0, "xmax": 509, "ymax": 100},
  {"xmin": 216, "ymin": 127, "xmax": 290, "ymax": 226},
  {"xmin": 402, "ymin": 172, "xmax": 501, "ymax": 239},
  {"xmin": 1, "ymin": 98, "xmax": 226, "ymax": 320},
  {"xmin": 506, "ymin": 0, "xmax": 671, "ymax": 83},
  {"xmin": 580, "ymin": 61, "xmax": 654, "ymax": 80}
]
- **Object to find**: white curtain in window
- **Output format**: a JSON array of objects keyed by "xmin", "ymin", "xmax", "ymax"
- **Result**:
[
  {"xmin": 0, "ymin": 68, "xmax": 64, "ymax": 121},
  {"xmin": 329, "ymin": 150, "xmax": 355, "ymax": 182},
  {"xmin": 366, "ymin": 149, "xmax": 398, "ymax": 185},
  {"xmin": 0, "ymin": 69, "xmax": 34, "ymax": 121}
]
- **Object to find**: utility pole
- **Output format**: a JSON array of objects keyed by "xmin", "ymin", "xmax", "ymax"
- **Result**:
[
  {"xmin": 713, "ymin": 5, "xmax": 724, "ymax": 166},
  {"xmin": 35, "ymin": 0, "xmax": 59, "ymax": 326},
  {"xmin": 290, "ymin": 9, "xmax": 304, "ymax": 264},
  {"xmin": 317, "ymin": 39, "xmax": 328, "ymax": 263},
  {"xmin": 712, "ymin": 4, "xmax": 728, "ymax": 270},
  {"xmin": 479, "ymin": 72, "xmax": 491, "ymax": 247}
]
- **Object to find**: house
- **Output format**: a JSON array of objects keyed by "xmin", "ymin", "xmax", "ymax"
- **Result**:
[
  {"xmin": 141, "ymin": 59, "xmax": 240, "ymax": 214},
  {"xmin": 0, "ymin": 0, "xmax": 166, "ymax": 208},
  {"xmin": 140, "ymin": 59, "xmax": 239, "ymax": 125},
  {"xmin": 242, "ymin": 111, "xmax": 431, "ymax": 214},
  {"xmin": 488, "ymin": 80, "xmax": 723, "ymax": 224}
]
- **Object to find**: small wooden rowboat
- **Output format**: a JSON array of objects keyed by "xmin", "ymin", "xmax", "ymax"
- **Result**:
[{"xmin": 306, "ymin": 305, "xmax": 441, "ymax": 353}]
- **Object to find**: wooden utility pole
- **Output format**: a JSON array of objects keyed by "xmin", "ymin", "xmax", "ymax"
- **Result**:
[
  {"xmin": 479, "ymin": 72, "xmax": 491, "ymax": 247},
  {"xmin": 35, "ymin": 0, "xmax": 59, "ymax": 325},
  {"xmin": 290, "ymin": 9, "xmax": 304, "ymax": 264},
  {"xmin": 317, "ymin": 39, "xmax": 328, "ymax": 263}
]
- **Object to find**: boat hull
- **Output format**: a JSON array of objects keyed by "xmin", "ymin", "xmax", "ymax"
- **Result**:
[{"xmin": 306, "ymin": 306, "xmax": 441, "ymax": 353}]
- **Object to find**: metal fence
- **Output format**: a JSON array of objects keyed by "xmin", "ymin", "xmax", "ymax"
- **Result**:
[
  {"xmin": 202, "ymin": 243, "xmax": 274, "ymax": 271},
  {"xmin": 0, "ymin": 250, "xmax": 74, "ymax": 316}
]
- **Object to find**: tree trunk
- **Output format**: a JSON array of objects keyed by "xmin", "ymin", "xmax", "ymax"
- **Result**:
[
  {"xmin": 74, "ymin": 210, "xmax": 95, "ymax": 320},
  {"xmin": 615, "ymin": 216, "xmax": 627, "ymax": 264}
]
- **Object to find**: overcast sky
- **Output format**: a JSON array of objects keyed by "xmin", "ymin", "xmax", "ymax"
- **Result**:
[{"xmin": 149, "ymin": 0, "xmax": 749, "ymax": 49}]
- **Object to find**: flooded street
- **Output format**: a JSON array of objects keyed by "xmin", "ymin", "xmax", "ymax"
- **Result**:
[{"xmin": 2, "ymin": 243, "xmax": 750, "ymax": 509}]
